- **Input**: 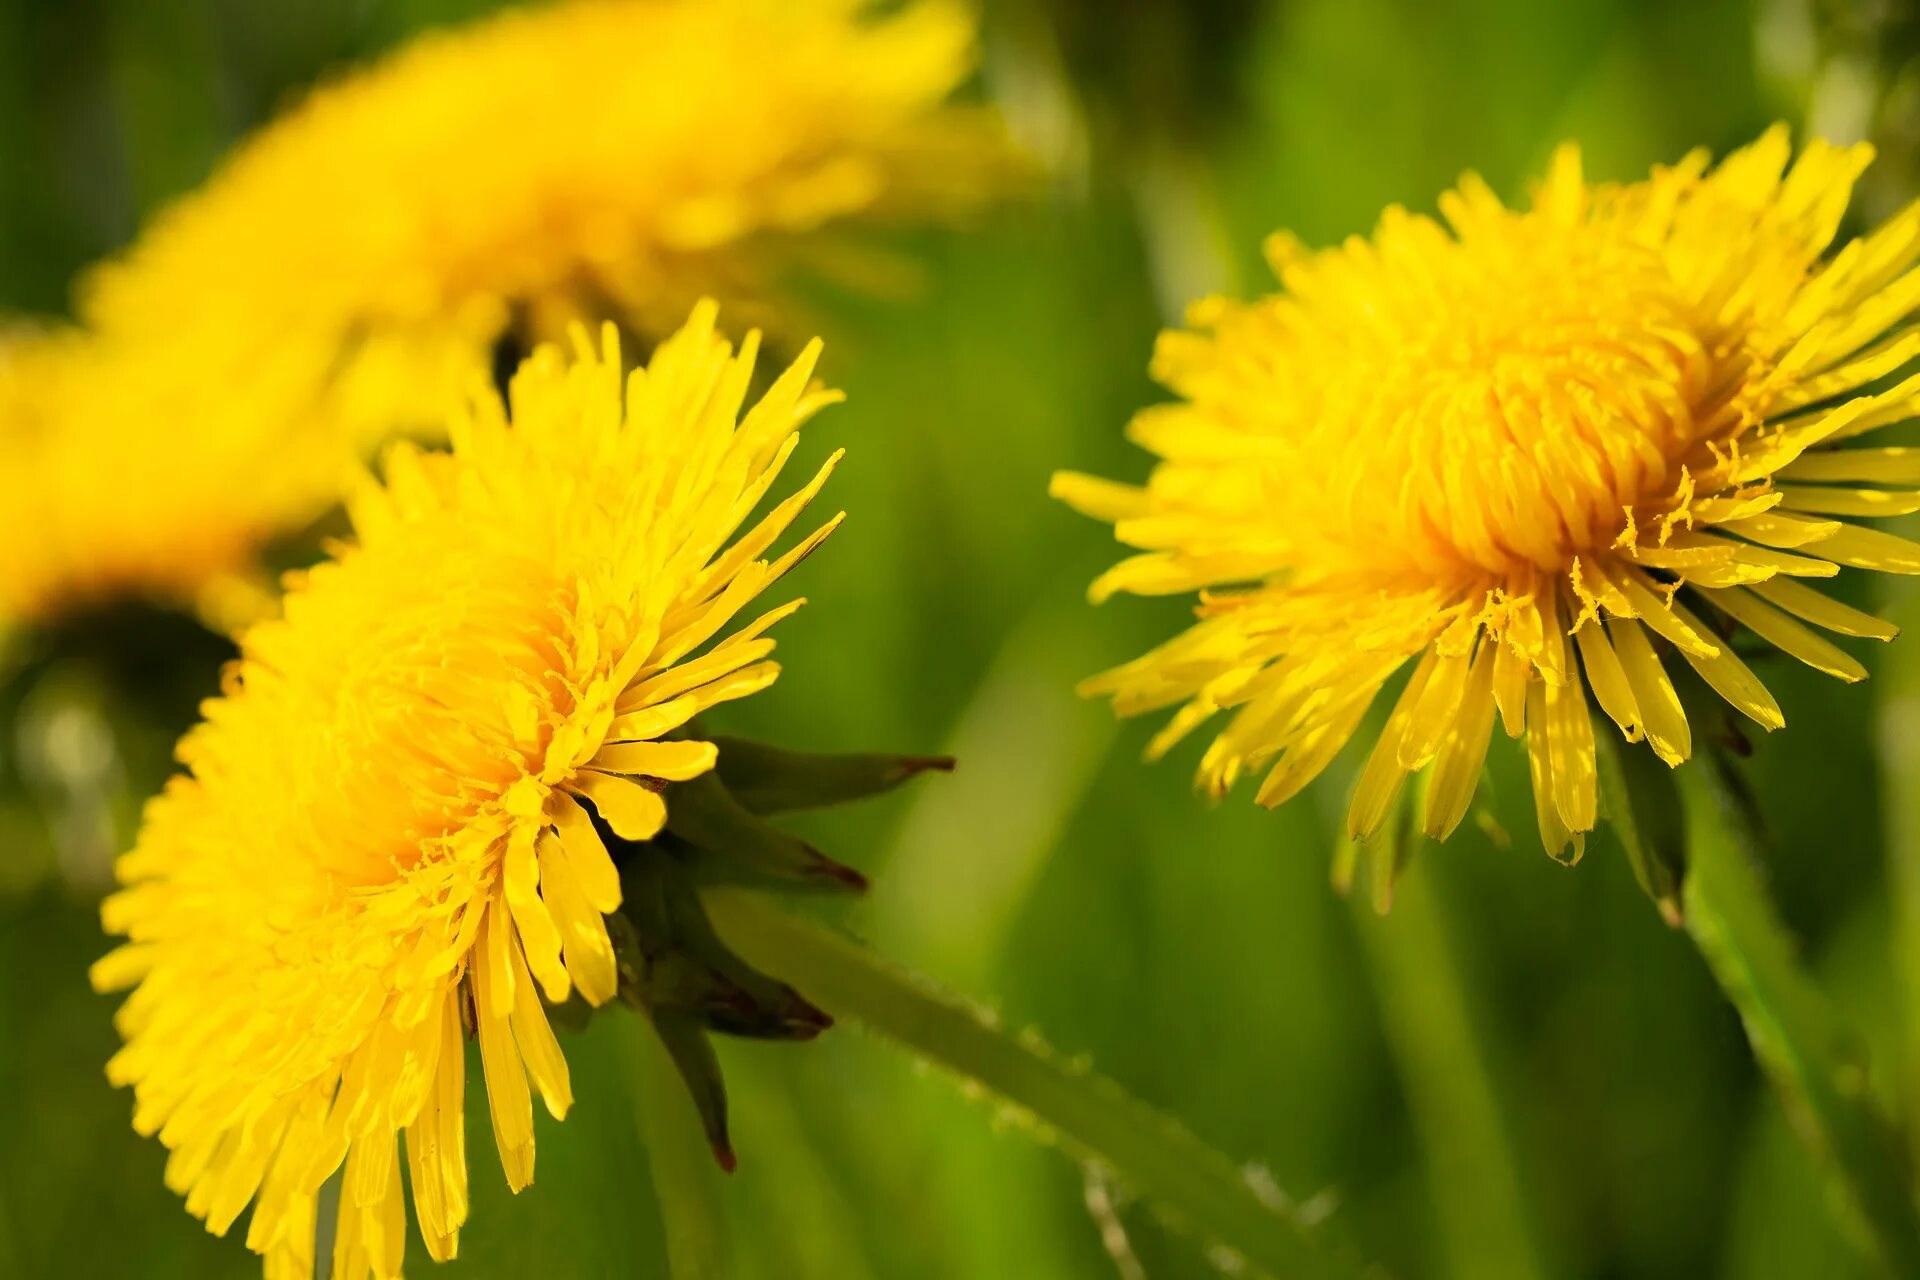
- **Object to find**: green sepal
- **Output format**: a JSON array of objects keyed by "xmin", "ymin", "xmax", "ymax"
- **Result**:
[
  {"xmin": 648, "ymin": 1009, "xmax": 737, "ymax": 1173},
  {"xmin": 663, "ymin": 770, "xmax": 869, "ymax": 892},
  {"xmin": 623, "ymin": 855, "xmax": 832, "ymax": 1040},
  {"xmin": 1594, "ymin": 723, "xmax": 1686, "ymax": 926},
  {"xmin": 584, "ymin": 731, "xmax": 948, "ymax": 1170},
  {"xmin": 708, "ymin": 735, "xmax": 953, "ymax": 814}
]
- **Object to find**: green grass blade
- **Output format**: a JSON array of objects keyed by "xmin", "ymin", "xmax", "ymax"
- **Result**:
[
  {"xmin": 1876, "ymin": 587, "xmax": 1920, "ymax": 1135},
  {"xmin": 1350, "ymin": 866, "xmax": 1551, "ymax": 1280},
  {"xmin": 1680, "ymin": 759, "xmax": 1920, "ymax": 1277},
  {"xmin": 703, "ymin": 889, "xmax": 1376, "ymax": 1280}
]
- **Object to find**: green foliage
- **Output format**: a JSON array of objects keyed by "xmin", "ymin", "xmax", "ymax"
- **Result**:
[
  {"xmin": 1680, "ymin": 757, "xmax": 1920, "ymax": 1276},
  {"xmin": 5, "ymin": 0, "xmax": 1918, "ymax": 1277}
]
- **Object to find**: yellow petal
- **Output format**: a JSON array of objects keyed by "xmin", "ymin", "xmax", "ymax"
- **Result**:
[
  {"xmin": 1775, "ymin": 484, "xmax": 1920, "ymax": 518},
  {"xmin": 619, "ymin": 638, "xmax": 775, "ymax": 714},
  {"xmin": 1776, "ymin": 328, "xmax": 1920, "ymax": 411},
  {"xmin": 1422, "ymin": 642, "xmax": 1498, "ymax": 840},
  {"xmin": 507, "ymin": 937, "xmax": 573, "ymax": 1121},
  {"xmin": 503, "ymin": 823, "xmax": 568, "ymax": 1004},
  {"xmin": 1050, "ymin": 471, "xmax": 1152, "ymax": 521},
  {"xmin": 1808, "ymin": 522, "xmax": 1920, "ymax": 574},
  {"xmin": 1778, "ymin": 446, "xmax": 1920, "ymax": 485},
  {"xmin": 606, "ymin": 692, "xmax": 704, "ymax": 743},
  {"xmin": 535, "ymin": 829, "xmax": 619, "ymax": 1006},
  {"xmin": 1601, "ymin": 564, "xmax": 1719, "ymax": 658},
  {"xmin": 1574, "ymin": 617, "xmax": 1642, "ymax": 740},
  {"xmin": 689, "ymin": 451, "xmax": 842, "ymax": 604},
  {"xmin": 548, "ymin": 791, "xmax": 623, "ymax": 914},
  {"xmin": 472, "ymin": 912, "xmax": 535, "ymax": 1193},
  {"xmin": 1544, "ymin": 662, "xmax": 1597, "ymax": 833},
  {"xmin": 405, "ymin": 996, "xmax": 468, "ymax": 1256},
  {"xmin": 1698, "ymin": 587, "xmax": 1867, "ymax": 682},
  {"xmin": 570, "ymin": 772, "xmax": 668, "ymax": 842},
  {"xmin": 1750, "ymin": 576, "xmax": 1898, "ymax": 639},
  {"xmin": 1717, "ymin": 511, "xmax": 1841, "ymax": 548},
  {"xmin": 1607, "ymin": 618, "xmax": 1691, "ymax": 766},
  {"xmin": 1347, "ymin": 650, "xmax": 1433, "ymax": 840},
  {"xmin": 1255, "ymin": 688, "xmax": 1375, "ymax": 809},
  {"xmin": 1398, "ymin": 647, "xmax": 1473, "ymax": 770},
  {"xmin": 1525, "ymin": 680, "xmax": 1582, "ymax": 862},
  {"xmin": 589, "ymin": 738, "xmax": 719, "ymax": 782},
  {"xmin": 1492, "ymin": 635, "xmax": 1531, "ymax": 737},
  {"xmin": 1668, "ymin": 599, "xmax": 1784, "ymax": 730}
]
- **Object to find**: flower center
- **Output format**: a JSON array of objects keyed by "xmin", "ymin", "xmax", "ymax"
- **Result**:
[{"xmin": 1267, "ymin": 216, "xmax": 1738, "ymax": 587}]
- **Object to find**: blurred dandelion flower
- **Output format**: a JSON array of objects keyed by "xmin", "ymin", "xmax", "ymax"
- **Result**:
[
  {"xmin": 90, "ymin": 304, "xmax": 844, "ymax": 1279},
  {"xmin": 0, "ymin": 326, "xmax": 356, "ymax": 630},
  {"xmin": 1057, "ymin": 127, "xmax": 1920, "ymax": 859},
  {"xmin": 83, "ymin": 0, "xmax": 1011, "ymax": 354},
  {"xmin": 3, "ymin": 0, "xmax": 1012, "ymax": 628}
]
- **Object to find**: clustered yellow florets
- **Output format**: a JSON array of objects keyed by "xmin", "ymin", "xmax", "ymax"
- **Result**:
[
  {"xmin": 0, "ymin": 325, "xmax": 362, "ymax": 628},
  {"xmin": 1, "ymin": 0, "xmax": 1010, "ymax": 630},
  {"xmin": 1058, "ymin": 127, "xmax": 1920, "ymax": 858},
  {"xmin": 90, "ymin": 304, "xmax": 843, "ymax": 1280}
]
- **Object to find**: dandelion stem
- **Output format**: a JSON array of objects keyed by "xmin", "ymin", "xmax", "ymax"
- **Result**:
[
  {"xmin": 618, "ymin": 1014, "xmax": 731, "ymax": 1280},
  {"xmin": 1679, "ymin": 756, "xmax": 1920, "ymax": 1277},
  {"xmin": 702, "ymin": 888, "xmax": 1375, "ymax": 1280},
  {"xmin": 1874, "ymin": 586, "xmax": 1920, "ymax": 1137}
]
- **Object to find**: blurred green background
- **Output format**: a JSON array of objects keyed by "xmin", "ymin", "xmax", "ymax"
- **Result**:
[{"xmin": 4, "ymin": 0, "xmax": 1920, "ymax": 1276}]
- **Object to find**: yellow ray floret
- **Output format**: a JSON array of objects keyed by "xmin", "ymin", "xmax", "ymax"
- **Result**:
[
  {"xmin": 2, "ymin": 0, "xmax": 1010, "ymax": 628},
  {"xmin": 1057, "ymin": 127, "xmax": 1920, "ymax": 860},
  {"xmin": 91, "ymin": 303, "xmax": 844, "ymax": 1279}
]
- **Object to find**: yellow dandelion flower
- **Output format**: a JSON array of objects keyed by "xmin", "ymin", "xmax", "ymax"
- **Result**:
[
  {"xmin": 1056, "ymin": 127, "xmax": 1920, "ymax": 860},
  {"xmin": 90, "ymin": 303, "xmax": 844, "ymax": 1279},
  {"xmin": 81, "ymin": 0, "xmax": 1009, "ymax": 356},
  {"xmin": 0, "ymin": 326, "xmax": 352, "ymax": 629},
  {"xmin": 3, "ymin": 0, "xmax": 1011, "ymax": 627}
]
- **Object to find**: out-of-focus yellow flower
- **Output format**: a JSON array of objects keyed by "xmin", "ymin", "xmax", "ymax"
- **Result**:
[
  {"xmin": 1057, "ymin": 127, "xmax": 1920, "ymax": 860},
  {"xmin": 0, "ymin": 326, "xmax": 349, "ymax": 631},
  {"xmin": 82, "ymin": 0, "xmax": 1009, "ymax": 350},
  {"xmin": 91, "ymin": 304, "xmax": 844, "ymax": 1279},
  {"xmin": 3, "ymin": 0, "xmax": 1011, "ymax": 629}
]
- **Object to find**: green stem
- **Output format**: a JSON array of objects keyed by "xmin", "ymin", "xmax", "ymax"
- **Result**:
[
  {"xmin": 1679, "ymin": 758, "xmax": 1920, "ymax": 1277},
  {"xmin": 1348, "ymin": 869, "xmax": 1549, "ymax": 1280},
  {"xmin": 703, "ymin": 889, "xmax": 1374, "ymax": 1280},
  {"xmin": 617, "ymin": 1014, "xmax": 731, "ymax": 1280},
  {"xmin": 1874, "ymin": 585, "xmax": 1920, "ymax": 1134}
]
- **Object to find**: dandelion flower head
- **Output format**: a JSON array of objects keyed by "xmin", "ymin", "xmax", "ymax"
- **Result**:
[
  {"xmin": 83, "ymin": 0, "xmax": 1010, "ymax": 357},
  {"xmin": 1056, "ymin": 128, "xmax": 1920, "ymax": 858},
  {"xmin": 91, "ymin": 303, "xmax": 844, "ymax": 1279},
  {"xmin": 4, "ymin": 0, "xmax": 1007, "ymax": 628},
  {"xmin": 0, "ymin": 325, "xmax": 355, "ymax": 628}
]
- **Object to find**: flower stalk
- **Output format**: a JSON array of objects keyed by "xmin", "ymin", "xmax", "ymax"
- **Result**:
[
  {"xmin": 1678, "ymin": 754, "xmax": 1920, "ymax": 1277},
  {"xmin": 701, "ymin": 887, "xmax": 1375, "ymax": 1280}
]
